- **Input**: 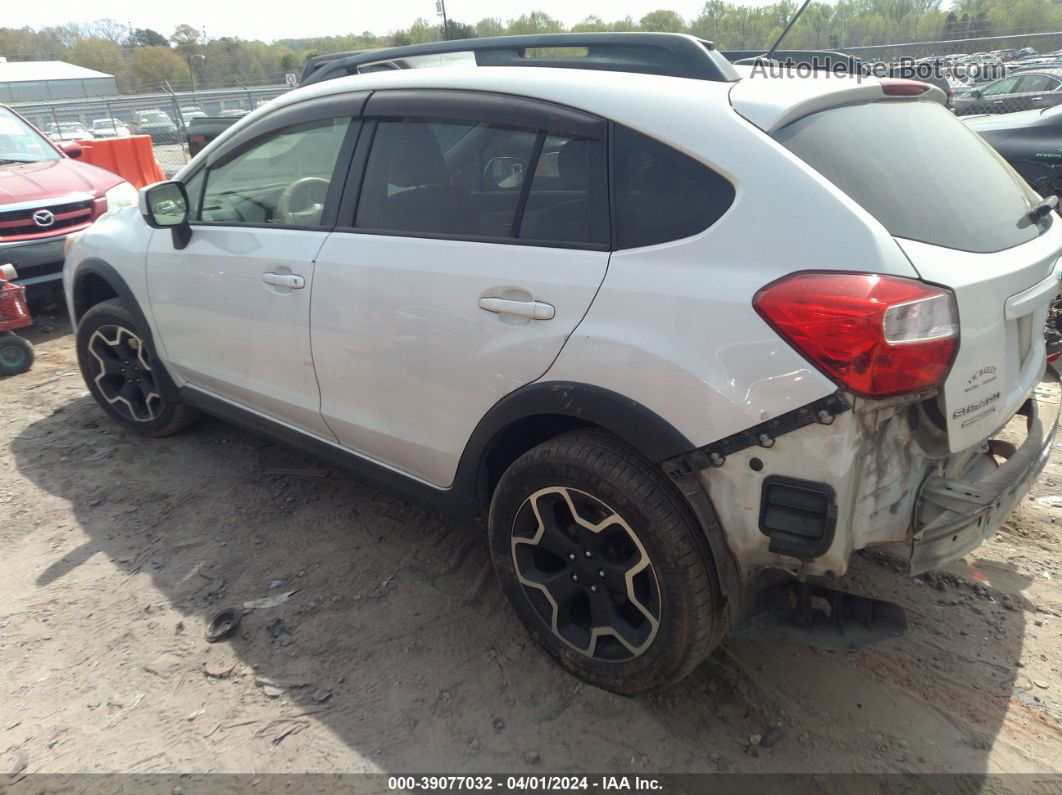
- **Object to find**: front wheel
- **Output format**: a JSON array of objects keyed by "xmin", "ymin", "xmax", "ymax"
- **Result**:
[
  {"xmin": 489, "ymin": 430, "xmax": 725, "ymax": 693},
  {"xmin": 76, "ymin": 298, "xmax": 199, "ymax": 437}
]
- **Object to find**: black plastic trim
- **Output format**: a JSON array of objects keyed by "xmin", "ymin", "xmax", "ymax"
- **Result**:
[
  {"xmin": 364, "ymin": 90, "xmax": 606, "ymax": 139},
  {"xmin": 662, "ymin": 392, "xmax": 851, "ymax": 478},
  {"xmin": 454, "ymin": 381, "xmax": 696, "ymax": 483},
  {"xmin": 205, "ymin": 92, "xmax": 369, "ymax": 170},
  {"xmin": 71, "ymin": 259, "xmax": 180, "ymax": 403},
  {"xmin": 329, "ymin": 226, "xmax": 610, "ymax": 253},
  {"xmin": 300, "ymin": 33, "xmax": 739, "ymax": 86},
  {"xmin": 758, "ymin": 475, "xmax": 837, "ymax": 559}
]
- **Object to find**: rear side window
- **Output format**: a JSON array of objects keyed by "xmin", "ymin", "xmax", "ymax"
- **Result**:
[
  {"xmin": 612, "ymin": 125, "xmax": 735, "ymax": 249},
  {"xmin": 774, "ymin": 101, "xmax": 1042, "ymax": 253}
]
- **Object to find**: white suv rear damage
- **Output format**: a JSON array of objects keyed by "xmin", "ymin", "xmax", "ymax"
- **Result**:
[{"xmin": 62, "ymin": 34, "xmax": 1061, "ymax": 692}]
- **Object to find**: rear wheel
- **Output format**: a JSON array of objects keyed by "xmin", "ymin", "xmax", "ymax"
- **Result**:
[
  {"xmin": 489, "ymin": 430, "xmax": 725, "ymax": 693},
  {"xmin": 76, "ymin": 299, "xmax": 199, "ymax": 437}
]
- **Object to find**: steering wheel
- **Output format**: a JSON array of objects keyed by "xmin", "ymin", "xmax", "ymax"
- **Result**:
[{"xmin": 275, "ymin": 177, "xmax": 330, "ymax": 225}]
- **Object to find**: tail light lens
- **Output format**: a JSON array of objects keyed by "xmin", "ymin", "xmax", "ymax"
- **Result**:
[
  {"xmin": 753, "ymin": 272, "xmax": 959, "ymax": 398},
  {"xmin": 881, "ymin": 79, "xmax": 931, "ymax": 96}
]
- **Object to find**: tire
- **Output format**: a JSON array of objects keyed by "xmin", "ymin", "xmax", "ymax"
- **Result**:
[
  {"xmin": 489, "ymin": 430, "xmax": 725, "ymax": 694},
  {"xmin": 0, "ymin": 333, "xmax": 34, "ymax": 376},
  {"xmin": 76, "ymin": 298, "xmax": 200, "ymax": 437}
]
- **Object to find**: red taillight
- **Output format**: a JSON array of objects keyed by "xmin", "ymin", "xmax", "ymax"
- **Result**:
[
  {"xmin": 753, "ymin": 272, "xmax": 959, "ymax": 398},
  {"xmin": 881, "ymin": 80, "xmax": 931, "ymax": 96}
]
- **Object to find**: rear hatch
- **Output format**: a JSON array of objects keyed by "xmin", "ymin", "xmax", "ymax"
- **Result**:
[{"xmin": 736, "ymin": 79, "xmax": 1062, "ymax": 451}]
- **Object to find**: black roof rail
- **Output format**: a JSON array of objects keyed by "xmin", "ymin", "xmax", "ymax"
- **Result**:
[
  {"xmin": 300, "ymin": 33, "xmax": 740, "ymax": 86},
  {"xmin": 723, "ymin": 49, "xmax": 866, "ymax": 74}
]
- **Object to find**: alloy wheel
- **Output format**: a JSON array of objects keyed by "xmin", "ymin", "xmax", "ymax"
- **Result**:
[
  {"xmin": 87, "ymin": 325, "xmax": 162, "ymax": 422},
  {"xmin": 510, "ymin": 486, "xmax": 661, "ymax": 662}
]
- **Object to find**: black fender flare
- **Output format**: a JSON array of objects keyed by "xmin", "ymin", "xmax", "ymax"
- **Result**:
[
  {"xmin": 451, "ymin": 381, "xmax": 743, "ymax": 621},
  {"xmin": 71, "ymin": 258, "xmax": 180, "ymax": 403}
]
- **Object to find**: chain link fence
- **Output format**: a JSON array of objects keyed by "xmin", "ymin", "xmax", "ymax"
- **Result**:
[
  {"xmin": 12, "ymin": 84, "xmax": 290, "ymax": 176},
  {"xmin": 834, "ymin": 33, "xmax": 1062, "ymax": 117}
]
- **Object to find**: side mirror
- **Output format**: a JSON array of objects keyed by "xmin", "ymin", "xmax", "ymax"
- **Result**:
[
  {"xmin": 140, "ymin": 181, "xmax": 192, "ymax": 249},
  {"xmin": 971, "ymin": 89, "xmax": 983, "ymax": 99},
  {"xmin": 60, "ymin": 141, "xmax": 82, "ymax": 158}
]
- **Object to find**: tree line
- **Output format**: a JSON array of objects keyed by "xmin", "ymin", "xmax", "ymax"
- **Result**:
[{"xmin": 2, "ymin": 1, "xmax": 1061, "ymax": 95}]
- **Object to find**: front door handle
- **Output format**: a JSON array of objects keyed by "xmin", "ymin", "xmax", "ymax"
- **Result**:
[
  {"xmin": 479, "ymin": 296, "xmax": 555, "ymax": 320},
  {"xmin": 262, "ymin": 272, "xmax": 305, "ymax": 289}
]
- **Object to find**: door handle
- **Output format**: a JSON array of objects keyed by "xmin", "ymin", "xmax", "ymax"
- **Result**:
[
  {"xmin": 261, "ymin": 272, "xmax": 305, "ymax": 289},
  {"xmin": 479, "ymin": 296, "xmax": 555, "ymax": 320}
]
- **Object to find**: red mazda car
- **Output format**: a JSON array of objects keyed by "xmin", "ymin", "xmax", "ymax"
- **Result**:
[{"xmin": 0, "ymin": 104, "xmax": 138, "ymax": 290}]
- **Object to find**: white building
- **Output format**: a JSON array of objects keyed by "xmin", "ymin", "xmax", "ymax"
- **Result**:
[{"xmin": 0, "ymin": 61, "xmax": 118, "ymax": 103}]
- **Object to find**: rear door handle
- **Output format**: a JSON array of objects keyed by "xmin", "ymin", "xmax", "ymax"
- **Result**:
[
  {"xmin": 262, "ymin": 272, "xmax": 305, "ymax": 289},
  {"xmin": 479, "ymin": 297, "xmax": 555, "ymax": 320}
]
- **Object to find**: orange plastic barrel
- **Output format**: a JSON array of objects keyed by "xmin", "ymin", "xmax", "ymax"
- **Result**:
[{"xmin": 76, "ymin": 135, "xmax": 167, "ymax": 189}]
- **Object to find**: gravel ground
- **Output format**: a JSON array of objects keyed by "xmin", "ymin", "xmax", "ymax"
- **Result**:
[{"xmin": 2, "ymin": 309, "xmax": 1061, "ymax": 785}]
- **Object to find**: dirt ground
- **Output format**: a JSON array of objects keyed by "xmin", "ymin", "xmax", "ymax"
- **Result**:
[{"xmin": 2, "ymin": 308, "xmax": 1062, "ymax": 784}]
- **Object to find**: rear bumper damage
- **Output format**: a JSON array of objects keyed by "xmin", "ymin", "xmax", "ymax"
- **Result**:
[{"xmin": 908, "ymin": 366, "xmax": 1060, "ymax": 574}]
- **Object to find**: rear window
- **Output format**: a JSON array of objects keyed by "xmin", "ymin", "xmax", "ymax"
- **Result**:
[{"xmin": 774, "ymin": 100, "xmax": 1044, "ymax": 253}]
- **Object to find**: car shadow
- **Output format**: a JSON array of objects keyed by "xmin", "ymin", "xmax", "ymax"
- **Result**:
[{"xmin": 7, "ymin": 393, "xmax": 1042, "ymax": 778}]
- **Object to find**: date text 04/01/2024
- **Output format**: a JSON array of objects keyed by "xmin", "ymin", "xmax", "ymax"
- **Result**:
[{"xmin": 386, "ymin": 776, "xmax": 663, "ymax": 791}]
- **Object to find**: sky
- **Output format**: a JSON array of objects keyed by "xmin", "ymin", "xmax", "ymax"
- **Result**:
[{"xmin": 3, "ymin": 0, "xmax": 780, "ymax": 44}]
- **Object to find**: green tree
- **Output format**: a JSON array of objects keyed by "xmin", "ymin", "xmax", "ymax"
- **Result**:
[
  {"xmin": 170, "ymin": 24, "xmax": 201, "ymax": 52},
  {"xmin": 475, "ymin": 18, "xmax": 505, "ymax": 37},
  {"xmin": 130, "ymin": 45, "xmax": 186, "ymax": 89},
  {"xmin": 506, "ymin": 12, "xmax": 564, "ymax": 35},
  {"xmin": 639, "ymin": 10, "xmax": 686, "ymax": 32},
  {"xmin": 443, "ymin": 20, "xmax": 476, "ymax": 40},
  {"xmin": 130, "ymin": 28, "xmax": 169, "ymax": 47}
]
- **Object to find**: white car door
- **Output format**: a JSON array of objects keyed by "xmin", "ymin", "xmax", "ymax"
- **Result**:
[
  {"xmin": 311, "ymin": 92, "xmax": 612, "ymax": 486},
  {"xmin": 147, "ymin": 100, "xmax": 362, "ymax": 437}
]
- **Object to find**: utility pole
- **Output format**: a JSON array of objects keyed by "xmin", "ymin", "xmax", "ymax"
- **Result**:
[{"xmin": 436, "ymin": 0, "xmax": 449, "ymax": 40}]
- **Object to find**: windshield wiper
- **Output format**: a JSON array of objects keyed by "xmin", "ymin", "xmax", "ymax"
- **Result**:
[
  {"xmin": 1028, "ymin": 194, "xmax": 1058, "ymax": 222},
  {"xmin": 0, "ymin": 158, "xmax": 38, "ymax": 164}
]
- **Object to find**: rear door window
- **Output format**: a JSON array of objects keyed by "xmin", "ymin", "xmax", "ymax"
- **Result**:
[
  {"xmin": 1018, "ymin": 74, "xmax": 1061, "ymax": 92},
  {"xmin": 774, "ymin": 100, "xmax": 1043, "ymax": 253},
  {"xmin": 354, "ymin": 116, "xmax": 609, "ymax": 246},
  {"xmin": 517, "ymin": 133, "xmax": 609, "ymax": 245},
  {"xmin": 356, "ymin": 119, "xmax": 538, "ymax": 237}
]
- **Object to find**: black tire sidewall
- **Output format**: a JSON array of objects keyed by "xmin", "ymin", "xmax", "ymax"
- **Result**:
[
  {"xmin": 0, "ymin": 334, "xmax": 34, "ymax": 376},
  {"xmin": 76, "ymin": 301, "xmax": 185, "ymax": 436},
  {"xmin": 489, "ymin": 440, "xmax": 718, "ymax": 693}
]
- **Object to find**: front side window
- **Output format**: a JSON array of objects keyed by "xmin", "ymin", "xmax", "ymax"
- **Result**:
[
  {"xmin": 355, "ymin": 119, "xmax": 538, "ymax": 237},
  {"xmin": 199, "ymin": 117, "xmax": 351, "ymax": 227}
]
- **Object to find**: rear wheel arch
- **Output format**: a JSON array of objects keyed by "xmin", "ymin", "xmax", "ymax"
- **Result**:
[{"xmin": 455, "ymin": 382, "xmax": 742, "ymax": 619}]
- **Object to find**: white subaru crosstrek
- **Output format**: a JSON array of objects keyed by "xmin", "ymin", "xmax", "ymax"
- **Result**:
[{"xmin": 63, "ymin": 34, "xmax": 1062, "ymax": 693}]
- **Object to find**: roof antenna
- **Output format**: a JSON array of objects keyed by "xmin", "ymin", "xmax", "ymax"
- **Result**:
[{"xmin": 764, "ymin": 0, "xmax": 814, "ymax": 61}]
